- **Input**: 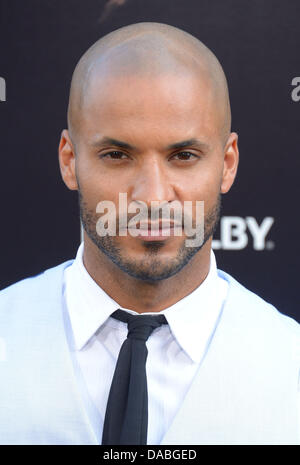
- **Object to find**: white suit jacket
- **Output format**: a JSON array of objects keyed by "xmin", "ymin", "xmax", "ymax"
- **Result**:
[{"xmin": 0, "ymin": 260, "xmax": 299, "ymax": 445}]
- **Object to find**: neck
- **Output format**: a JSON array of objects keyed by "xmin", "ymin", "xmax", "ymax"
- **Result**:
[{"xmin": 82, "ymin": 234, "xmax": 212, "ymax": 313}]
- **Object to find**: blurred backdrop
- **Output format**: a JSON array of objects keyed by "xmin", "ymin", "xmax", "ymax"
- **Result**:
[{"xmin": 0, "ymin": 0, "xmax": 299, "ymax": 321}]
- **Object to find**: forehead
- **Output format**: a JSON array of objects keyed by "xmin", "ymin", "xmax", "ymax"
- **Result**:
[{"xmin": 80, "ymin": 71, "xmax": 221, "ymax": 144}]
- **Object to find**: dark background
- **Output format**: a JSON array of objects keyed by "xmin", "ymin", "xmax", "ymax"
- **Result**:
[{"xmin": 0, "ymin": 0, "xmax": 299, "ymax": 322}]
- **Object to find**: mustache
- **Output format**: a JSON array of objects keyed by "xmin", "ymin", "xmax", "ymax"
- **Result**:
[
  {"xmin": 109, "ymin": 211, "xmax": 195, "ymax": 232},
  {"xmin": 116, "ymin": 216, "xmax": 185, "ymax": 230},
  {"xmin": 117, "ymin": 207, "xmax": 189, "ymax": 226}
]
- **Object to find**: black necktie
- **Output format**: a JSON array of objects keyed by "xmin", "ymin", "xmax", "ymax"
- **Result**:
[{"xmin": 101, "ymin": 308, "xmax": 168, "ymax": 445}]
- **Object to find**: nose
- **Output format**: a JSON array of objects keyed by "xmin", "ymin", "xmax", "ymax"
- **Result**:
[{"xmin": 130, "ymin": 156, "xmax": 176, "ymax": 207}]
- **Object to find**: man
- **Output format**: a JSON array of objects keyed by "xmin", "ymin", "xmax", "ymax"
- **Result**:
[{"xmin": 0, "ymin": 22, "xmax": 299, "ymax": 445}]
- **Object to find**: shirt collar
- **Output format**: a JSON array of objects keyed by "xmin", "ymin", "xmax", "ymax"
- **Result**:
[
  {"xmin": 160, "ymin": 253, "xmax": 228, "ymax": 362},
  {"xmin": 64, "ymin": 243, "xmax": 121, "ymax": 351},
  {"xmin": 64, "ymin": 242, "xmax": 228, "ymax": 363}
]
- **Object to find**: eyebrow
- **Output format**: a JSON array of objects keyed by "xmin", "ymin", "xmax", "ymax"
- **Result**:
[
  {"xmin": 90, "ymin": 136, "xmax": 210, "ymax": 152},
  {"xmin": 90, "ymin": 137, "xmax": 136, "ymax": 151},
  {"xmin": 166, "ymin": 138, "xmax": 210, "ymax": 152}
]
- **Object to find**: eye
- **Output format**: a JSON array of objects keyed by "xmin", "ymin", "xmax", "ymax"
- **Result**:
[
  {"xmin": 100, "ymin": 151, "xmax": 128, "ymax": 160},
  {"xmin": 171, "ymin": 151, "xmax": 199, "ymax": 161}
]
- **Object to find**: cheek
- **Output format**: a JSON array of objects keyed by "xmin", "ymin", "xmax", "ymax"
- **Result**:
[
  {"xmin": 176, "ymin": 165, "xmax": 223, "ymax": 204},
  {"xmin": 75, "ymin": 154, "xmax": 121, "ymax": 205},
  {"xmin": 81, "ymin": 178, "xmax": 121, "ymax": 209}
]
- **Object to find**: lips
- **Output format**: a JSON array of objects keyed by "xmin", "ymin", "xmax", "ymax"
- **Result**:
[
  {"xmin": 127, "ymin": 221, "xmax": 183, "ymax": 241},
  {"xmin": 118, "ymin": 220, "xmax": 179, "ymax": 231},
  {"xmin": 137, "ymin": 220, "xmax": 181, "ymax": 230}
]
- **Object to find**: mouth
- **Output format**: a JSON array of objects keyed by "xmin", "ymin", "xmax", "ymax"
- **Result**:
[{"xmin": 127, "ymin": 220, "xmax": 183, "ymax": 241}]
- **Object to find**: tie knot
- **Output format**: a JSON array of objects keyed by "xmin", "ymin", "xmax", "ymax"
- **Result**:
[{"xmin": 111, "ymin": 309, "xmax": 168, "ymax": 342}]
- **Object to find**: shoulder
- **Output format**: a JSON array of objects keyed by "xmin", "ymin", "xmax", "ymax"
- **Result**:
[
  {"xmin": 0, "ymin": 260, "xmax": 74, "ymax": 307},
  {"xmin": 217, "ymin": 269, "xmax": 300, "ymax": 343}
]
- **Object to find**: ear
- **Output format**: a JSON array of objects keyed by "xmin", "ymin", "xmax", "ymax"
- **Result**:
[
  {"xmin": 58, "ymin": 129, "xmax": 78, "ymax": 191},
  {"xmin": 220, "ymin": 132, "xmax": 239, "ymax": 194}
]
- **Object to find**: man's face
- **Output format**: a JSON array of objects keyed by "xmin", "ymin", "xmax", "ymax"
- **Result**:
[{"xmin": 70, "ymin": 72, "xmax": 232, "ymax": 281}]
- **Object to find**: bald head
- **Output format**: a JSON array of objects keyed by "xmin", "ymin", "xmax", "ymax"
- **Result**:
[{"xmin": 67, "ymin": 22, "xmax": 231, "ymax": 146}]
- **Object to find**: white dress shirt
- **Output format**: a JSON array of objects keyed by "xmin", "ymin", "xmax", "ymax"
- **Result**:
[{"xmin": 63, "ymin": 243, "xmax": 228, "ymax": 445}]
